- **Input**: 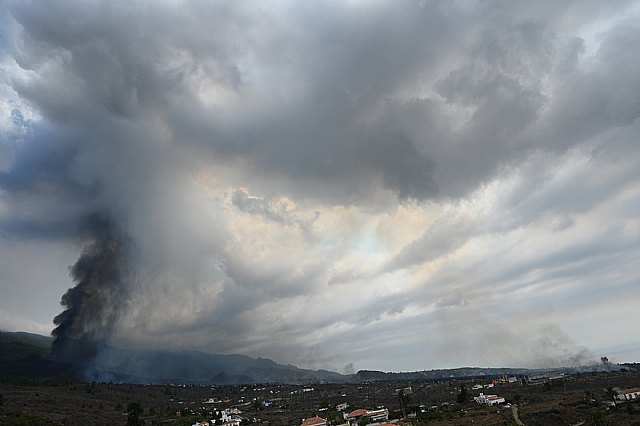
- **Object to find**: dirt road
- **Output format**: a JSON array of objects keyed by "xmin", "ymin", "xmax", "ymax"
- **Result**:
[{"xmin": 512, "ymin": 405, "xmax": 525, "ymax": 426}]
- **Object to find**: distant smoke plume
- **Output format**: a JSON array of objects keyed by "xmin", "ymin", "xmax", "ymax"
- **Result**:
[
  {"xmin": 51, "ymin": 217, "xmax": 129, "ymax": 364},
  {"xmin": 343, "ymin": 362, "xmax": 355, "ymax": 375},
  {"xmin": 600, "ymin": 356, "xmax": 615, "ymax": 370}
]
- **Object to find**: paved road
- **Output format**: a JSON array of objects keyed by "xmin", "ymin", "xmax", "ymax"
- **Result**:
[{"xmin": 512, "ymin": 405, "xmax": 525, "ymax": 426}]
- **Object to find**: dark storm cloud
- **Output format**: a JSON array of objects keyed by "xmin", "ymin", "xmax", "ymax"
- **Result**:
[{"xmin": 4, "ymin": 0, "xmax": 638, "ymax": 208}]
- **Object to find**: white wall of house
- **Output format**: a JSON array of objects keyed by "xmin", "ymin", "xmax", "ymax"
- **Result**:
[
  {"xmin": 474, "ymin": 393, "xmax": 505, "ymax": 405},
  {"xmin": 624, "ymin": 390, "xmax": 640, "ymax": 400}
]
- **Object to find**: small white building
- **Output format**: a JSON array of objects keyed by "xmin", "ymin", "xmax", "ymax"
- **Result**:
[
  {"xmin": 622, "ymin": 387, "xmax": 640, "ymax": 401},
  {"xmin": 366, "ymin": 408, "xmax": 389, "ymax": 422},
  {"xmin": 395, "ymin": 386, "xmax": 413, "ymax": 395},
  {"xmin": 345, "ymin": 407, "xmax": 388, "ymax": 423},
  {"xmin": 474, "ymin": 393, "xmax": 505, "ymax": 406},
  {"xmin": 218, "ymin": 409, "xmax": 242, "ymax": 426}
]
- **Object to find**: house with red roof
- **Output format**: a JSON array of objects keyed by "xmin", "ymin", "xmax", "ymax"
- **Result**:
[
  {"xmin": 345, "ymin": 407, "xmax": 389, "ymax": 423},
  {"xmin": 300, "ymin": 416, "xmax": 327, "ymax": 426}
]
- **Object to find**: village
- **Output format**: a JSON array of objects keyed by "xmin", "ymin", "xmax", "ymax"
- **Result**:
[
  {"xmin": 182, "ymin": 369, "xmax": 640, "ymax": 426},
  {"xmin": 1, "ymin": 365, "xmax": 640, "ymax": 425}
]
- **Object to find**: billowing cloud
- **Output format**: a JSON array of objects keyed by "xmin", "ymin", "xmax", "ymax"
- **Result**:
[{"xmin": 1, "ymin": 0, "xmax": 639, "ymax": 371}]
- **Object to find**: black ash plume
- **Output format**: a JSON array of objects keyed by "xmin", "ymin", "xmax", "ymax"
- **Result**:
[{"xmin": 51, "ymin": 217, "xmax": 129, "ymax": 364}]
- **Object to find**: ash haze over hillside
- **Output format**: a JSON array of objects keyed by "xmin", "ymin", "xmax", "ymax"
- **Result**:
[{"xmin": 1, "ymin": 0, "xmax": 640, "ymax": 372}]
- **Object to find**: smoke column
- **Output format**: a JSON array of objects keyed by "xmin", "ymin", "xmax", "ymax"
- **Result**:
[{"xmin": 51, "ymin": 217, "xmax": 129, "ymax": 364}]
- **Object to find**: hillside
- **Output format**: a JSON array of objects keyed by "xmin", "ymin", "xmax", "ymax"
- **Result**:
[
  {"xmin": 0, "ymin": 331, "xmax": 344, "ymax": 384},
  {"xmin": 83, "ymin": 345, "xmax": 345, "ymax": 384},
  {"xmin": 0, "ymin": 331, "xmax": 51, "ymax": 362},
  {"xmin": 0, "ymin": 331, "xmax": 76, "ymax": 381},
  {"xmin": 354, "ymin": 362, "xmax": 626, "ymax": 382},
  {"xmin": 0, "ymin": 331, "xmax": 625, "ymax": 385}
]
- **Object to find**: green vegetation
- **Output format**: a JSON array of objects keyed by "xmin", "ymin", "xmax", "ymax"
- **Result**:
[
  {"xmin": 126, "ymin": 401, "xmax": 144, "ymax": 425},
  {"xmin": 456, "ymin": 385, "xmax": 468, "ymax": 403}
]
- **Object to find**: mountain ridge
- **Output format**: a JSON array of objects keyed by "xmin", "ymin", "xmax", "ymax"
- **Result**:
[{"xmin": 1, "ymin": 331, "xmax": 626, "ymax": 385}]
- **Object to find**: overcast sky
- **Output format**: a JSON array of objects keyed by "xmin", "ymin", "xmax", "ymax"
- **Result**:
[{"xmin": 1, "ymin": 0, "xmax": 639, "ymax": 373}]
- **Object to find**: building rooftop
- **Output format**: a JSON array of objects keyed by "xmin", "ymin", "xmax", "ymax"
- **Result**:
[
  {"xmin": 301, "ymin": 415, "xmax": 327, "ymax": 426},
  {"xmin": 346, "ymin": 408, "xmax": 367, "ymax": 418}
]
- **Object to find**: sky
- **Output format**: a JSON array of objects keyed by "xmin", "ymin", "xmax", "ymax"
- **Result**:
[{"xmin": 1, "ymin": 0, "xmax": 639, "ymax": 373}]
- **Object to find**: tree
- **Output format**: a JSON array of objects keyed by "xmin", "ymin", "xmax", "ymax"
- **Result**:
[
  {"xmin": 325, "ymin": 412, "xmax": 340, "ymax": 424},
  {"xmin": 456, "ymin": 385, "xmax": 468, "ymax": 404},
  {"xmin": 398, "ymin": 388, "xmax": 411, "ymax": 418},
  {"xmin": 591, "ymin": 408, "xmax": 611, "ymax": 426},
  {"xmin": 252, "ymin": 399, "xmax": 264, "ymax": 411},
  {"xmin": 606, "ymin": 387, "xmax": 616, "ymax": 401},
  {"xmin": 127, "ymin": 402, "xmax": 144, "ymax": 425}
]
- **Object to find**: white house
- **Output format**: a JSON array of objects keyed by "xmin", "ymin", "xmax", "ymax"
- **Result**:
[
  {"xmin": 345, "ymin": 407, "xmax": 388, "ymax": 423},
  {"xmin": 395, "ymin": 386, "xmax": 413, "ymax": 395},
  {"xmin": 345, "ymin": 408, "xmax": 367, "ymax": 422},
  {"xmin": 623, "ymin": 388, "xmax": 640, "ymax": 400},
  {"xmin": 218, "ymin": 409, "xmax": 242, "ymax": 426},
  {"xmin": 366, "ymin": 408, "xmax": 389, "ymax": 422},
  {"xmin": 474, "ymin": 393, "xmax": 505, "ymax": 406}
]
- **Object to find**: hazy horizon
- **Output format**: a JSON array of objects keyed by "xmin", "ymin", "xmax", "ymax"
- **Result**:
[
  {"xmin": 1, "ymin": 1, "xmax": 639, "ymax": 373},
  {"xmin": 1, "ymin": 329, "xmax": 632, "ymax": 375}
]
